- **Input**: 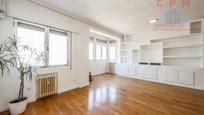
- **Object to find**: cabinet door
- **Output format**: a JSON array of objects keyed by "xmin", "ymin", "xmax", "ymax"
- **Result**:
[
  {"xmin": 116, "ymin": 63, "xmax": 129, "ymax": 75},
  {"xmin": 178, "ymin": 70, "xmax": 194, "ymax": 85},
  {"xmin": 165, "ymin": 70, "xmax": 177, "ymax": 83},
  {"xmin": 129, "ymin": 65, "xmax": 137, "ymax": 76},
  {"xmin": 146, "ymin": 67, "xmax": 157, "ymax": 80},
  {"xmin": 115, "ymin": 63, "xmax": 124, "ymax": 75},
  {"xmin": 137, "ymin": 66, "xmax": 146, "ymax": 78}
]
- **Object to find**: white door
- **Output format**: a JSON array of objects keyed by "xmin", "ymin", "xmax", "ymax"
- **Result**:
[
  {"xmin": 165, "ymin": 70, "xmax": 178, "ymax": 83},
  {"xmin": 178, "ymin": 70, "xmax": 194, "ymax": 85}
]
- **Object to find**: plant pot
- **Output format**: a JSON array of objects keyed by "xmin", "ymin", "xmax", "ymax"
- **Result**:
[{"xmin": 8, "ymin": 97, "xmax": 28, "ymax": 115}]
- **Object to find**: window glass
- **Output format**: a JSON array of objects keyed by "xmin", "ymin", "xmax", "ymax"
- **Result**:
[
  {"xmin": 17, "ymin": 22, "xmax": 69, "ymax": 67},
  {"xmin": 102, "ymin": 45, "xmax": 107, "ymax": 60},
  {"xmin": 109, "ymin": 46, "xmax": 116, "ymax": 60},
  {"xmin": 96, "ymin": 44, "xmax": 102, "ymax": 60},
  {"xmin": 17, "ymin": 27, "xmax": 45, "ymax": 66},
  {"xmin": 49, "ymin": 32, "xmax": 67, "ymax": 65}
]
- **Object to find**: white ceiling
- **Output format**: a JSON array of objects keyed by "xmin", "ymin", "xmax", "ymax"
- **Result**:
[{"xmin": 31, "ymin": 0, "xmax": 204, "ymax": 35}]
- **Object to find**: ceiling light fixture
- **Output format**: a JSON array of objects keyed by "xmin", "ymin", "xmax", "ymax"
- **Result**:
[{"xmin": 150, "ymin": 19, "xmax": 158, "ymax": 24}]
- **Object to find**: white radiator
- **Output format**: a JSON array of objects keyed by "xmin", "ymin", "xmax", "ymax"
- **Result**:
[{"xmin": 37, "ymin": 73, "xmax": 58, "ymax": 99}]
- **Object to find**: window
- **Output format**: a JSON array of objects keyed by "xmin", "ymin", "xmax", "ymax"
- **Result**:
[
  {"xmin": 88, "ymin": 36, "xmax": 117, "ymax": 61},
  {"xmin": 49, "ymin": 30, "xmax": 68, "ymax": 66},
  {"xmin": 89, "ymin": 42, "xmax": 94, "ymax": 60},
  {"xmin": 109, "ymin": 45, "xmax": 116, "ymax": 60},
  {"xmin": 17, "ymin": 23, "xmax": 45, "ymax": 66},
  {"xmin": 16, "ymin": 21, "xmax": 69, "ymax": 67},
  {"xmin": 102, "ymin": 45, "xmax": 107, "ymax": 60},
  {"xmin": 96, "ymin": 44, "xmax": 101, "ymax": 60}
]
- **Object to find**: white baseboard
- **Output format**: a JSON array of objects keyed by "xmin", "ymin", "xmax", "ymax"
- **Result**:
[
  {"xmin": 80, "ymin": 83, "xmax": 89, "ymax": 88},
  {"xmin": 0, "ymin": 105, "xmax": 8, "ymax": 112},
  {"xmin": 58, "ymin": 86, "xmax": 77, "ymax": 94},
  {"xmin": 58, "ymin": 82, "xmax": 89, "ymax": 94},
  {"xmin": 0, "ymin": 97, "xmax": 36, "ymax": 112}
]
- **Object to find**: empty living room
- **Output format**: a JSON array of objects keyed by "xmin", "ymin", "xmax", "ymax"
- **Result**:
[{"xmin": 0, "ymin": 0, "xmax": 204, "ymax": 115}]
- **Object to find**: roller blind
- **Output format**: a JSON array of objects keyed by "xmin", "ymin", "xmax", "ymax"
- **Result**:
[
  {"xmin": 17, "ymin": 22, "xmax": 45, "ymax": 32},
  {"xmin": 96, "ymin": 39, "xmax": 107, "ymax": 44},
  {"xmin": 49, "ymin": 29, "xmax": 68, "ymax": 37}
]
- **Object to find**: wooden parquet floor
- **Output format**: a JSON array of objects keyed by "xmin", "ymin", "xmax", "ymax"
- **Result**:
[{"xmin": 1, "ymin": 74, "xmax": 204, "ymax": 115}]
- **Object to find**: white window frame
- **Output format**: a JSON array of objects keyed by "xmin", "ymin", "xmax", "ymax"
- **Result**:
[{"xmin": 14, "ymin": 20, "xmax": 70, "ymax": 67}]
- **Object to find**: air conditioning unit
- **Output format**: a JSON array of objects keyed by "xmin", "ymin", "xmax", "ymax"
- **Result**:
[{"xmin": 0, "ymin": 0, "xmax": 7, "ymax": 19}]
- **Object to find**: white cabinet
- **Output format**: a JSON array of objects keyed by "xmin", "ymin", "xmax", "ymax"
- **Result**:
[
  {"xmin": 116, "ymin": 63, "xmax": 197, "ymax": 88},
  {"xmin": 145, "ymin": 67, "xmax": 157, "ymax": 80},
  {"xmin": 116, "ymin": 63, "xmax": 137, "ymax": 77},
  {"xmin": 165, "ymin": 69, "xmax": 195, "ymax": 86},
  {"xmin": 137, "ymin": 65, "xmax": 158, "ymax": 80}
]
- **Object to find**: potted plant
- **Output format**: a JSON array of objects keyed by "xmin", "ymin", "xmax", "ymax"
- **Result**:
[{"xmin": 0, "ymin": 36, "xmax": 44, "ymax": 115}]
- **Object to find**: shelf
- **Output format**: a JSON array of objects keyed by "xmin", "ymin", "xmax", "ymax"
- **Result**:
[
  {"xmin": 120, "ymin": 49, "xmax": 131, "ymax": 51},
  {"xmin": 151, "ymin": 33, "xmax": 202, "ymax": 43},
  {"xmin": 120, "ymin": 49, "xmax": 139, "ymax": 52},
  {"xmin": 163, "ymin": 57, "xmax": 202, "ymax": 68},
  {"xmin": 120, "ymin": 42, "xmax": 127, "ymax": 44},
  {"xmin": 164, "ymin": 44, "xmax": 202, "ymax": 49},
  {"xmin": 141, "ymin": 43, "xmax": 163, "ymax": 47},
  {"xmin": 120, "ymin": 41, "xmax": 138, "ymax": 45},
  {"xmin": 120, "ymin": 56, "xmax": 129, "ymax": 57},
  {"xmin": 163, "ymin": 56, "xmax": 202, "ymax": 58},
  {"xmin": 132, "ymin": 54, "xmax": 139, "ymax": 56}
]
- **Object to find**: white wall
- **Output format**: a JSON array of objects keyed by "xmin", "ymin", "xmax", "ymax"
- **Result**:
[
  {"xmin": 0, "ymin": 0, "xmax": 121, "ymax": 112},
  {"xmin": 89, "ymin": 61, "xmax": 108, "ymax": 75}
]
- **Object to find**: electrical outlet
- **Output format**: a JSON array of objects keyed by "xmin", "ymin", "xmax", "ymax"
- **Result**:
[
  {"xmin": 27, "ymin": 87, "xmax": 31, "ymax": 91},
  {"xmin": 73, "ymin": 78, "xmax": 77, "ymax": 82}
]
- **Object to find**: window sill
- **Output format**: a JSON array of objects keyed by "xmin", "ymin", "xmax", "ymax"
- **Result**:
[{"xmin": 37, "ymin": 64, "xmax": 69, "ymax": 69}]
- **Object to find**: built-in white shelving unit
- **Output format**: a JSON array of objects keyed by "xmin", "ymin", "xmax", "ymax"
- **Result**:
[
  {"xmin": 119, "ymin": 19, "xmax": 204, "ymax": 68},
  {"xmin": 116, "ymin": 19, "xmax": 204, "ymax": 91},
  {"xmin": 139, "ymin": 43, "xmax": 163, "ymax": 64},
  {"xmin": 150, "ymin": 20, "xmax": 203, "ymax": 68},
  {"xmin": 154, "ymin": 33, "xmax": 203, "ymax": 68},
  {"xmin": 120, "ymin": 36, "xmax": 139, "ymax": 64}
]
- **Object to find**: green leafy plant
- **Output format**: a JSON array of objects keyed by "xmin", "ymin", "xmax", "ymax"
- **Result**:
[
  {"xmin": 0, "ymin": 43, "xmax": 11, "ymax": 75},
  {"xmin": 0, "ymin": 36, "xmax": 44, "ymax": 102}
]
